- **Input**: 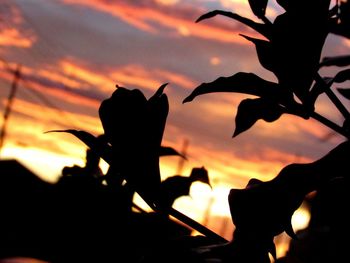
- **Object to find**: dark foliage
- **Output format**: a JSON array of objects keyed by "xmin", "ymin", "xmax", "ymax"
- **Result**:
[
  {"xmin": 1, "ymin": 1, "xmax": 350, "ymax": 262},
  {"xmin": 159, "ymin": 166, "xmax": 210, "ymax": 210},
  {"xmin": 182, "ymin": 0, "xmax": 350, "ymax": 262}
]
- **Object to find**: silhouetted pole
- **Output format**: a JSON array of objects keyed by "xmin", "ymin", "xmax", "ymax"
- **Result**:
[{"xmin": 0, "ymin": 65, "xmax": 21, "ymax": 156}]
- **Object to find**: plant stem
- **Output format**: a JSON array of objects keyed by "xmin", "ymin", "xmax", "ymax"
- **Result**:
[
  {"xmin": 315, "ymin": 73, "xmax": 350, "ymax": 121},
  {"xmin": 137, "ymin": 196, "xmax": 228, "ymax": 243},
  {"xmin": 311, "ymin": 111, "xmax": 349, "ymax": 139},
  {"xmin": 168, "ymin": 207, "xmax": 228, "ymax": 243}
]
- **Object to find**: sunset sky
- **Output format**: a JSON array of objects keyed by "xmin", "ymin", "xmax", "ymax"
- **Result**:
[{"xmin": 0, "ymin": 0, "xmax": 349, "ymax": 248}]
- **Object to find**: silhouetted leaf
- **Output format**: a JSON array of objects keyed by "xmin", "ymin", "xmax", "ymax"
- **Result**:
[
  {"xmin": 334, "ymin": 68, "xmax": 350, "ymax": 83},
  {"xmin": 228, "ymin": 140, "xmax": 350, "ymax": 246},
  {"xmin": 320, "ymin": 55, "xmax": 350, "ymax": 67},
  {"xmin": 248, "ymin": 0, "xmax": 268, "ymax": 19},
  {"xmin": 196, "ymin": 10, "xmax": 271, "ymax": 39},
  {"xmin": 337, "ymin": 88, "xmax": 350, "ymax": 100},
  {"xmin": 159, "ymin": 167, "xmax": 210, "ymax": 210},
  {"xmin": 183, "ymin": 72, "xmax": 287, "ymax": 103},
  {"xmin": 148, "ymin": 83, "xmax": 169, "ymax": 152},
  {"xmin": 233, "ymin": 98, "xmax": 284, "ymax": 137},
  {"xmin": 159, "ymin": 146, "xmax": 187, "ymax": 159},
  {"xmin": 45, "ymin": 129, "xmax": 112, "ymax": 163},
  {"xmin": 266, "ymin": 1, "xmax": 329, "ymax": 103},
  {"xmin": 240, "ymin": 34, "xmax": 277, "ymax": 73},
  {"xmin": 150, "ymin": 82, "xmax": 168, "ymax": 98},
  {"xmin": 46, "ymin": 129, "xmax": 183, "ymax": 161},
  {"xmin": 190, "ymin": 167, "xmax": 211, "ymax": 187}
]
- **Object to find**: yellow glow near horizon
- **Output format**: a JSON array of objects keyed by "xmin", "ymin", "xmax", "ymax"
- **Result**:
[
  {"xmin": 0, "ymin": 142, "xmax": 312, "ymax": 248},
  {"xmin": 0, "ymin": 143, "xmax": 85, "ymax": 183},
  {"xmin": 292, "ymin": 202, "xmax": 311, "ymax": 232}
]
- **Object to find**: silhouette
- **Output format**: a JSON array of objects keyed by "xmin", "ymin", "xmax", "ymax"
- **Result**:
[
  {"xmin": 58, "ymin": 147, "xmax": 103, "ymax": 187},
  {"xmin": 159, "ymin": 166, "xmax": 211, "ymax": 210},
  {"xmin": 142, "ymin": 141, "xmax": 350, "ymax": 262},
  {"xmin": 275, "ymin": 178, "xmax": 349, "ymax": 263},
  {"xmin": 180, "ymin": 0, "xmax": 350, "ymax": 262},
  {"xmin": 2, "ymin": 1, "xmax": 350, "ymax": 262},
  {"xmin": 0, "ymin": 85, "xmax": 195, "ymax": 263}
]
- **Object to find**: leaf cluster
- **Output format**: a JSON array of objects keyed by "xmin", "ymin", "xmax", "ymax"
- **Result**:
[{"xmin": 184, "ymin": 0, "xmax": 350, "ymax": 138}]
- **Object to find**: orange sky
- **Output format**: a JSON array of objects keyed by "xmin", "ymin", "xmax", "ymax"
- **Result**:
[{"xmin": 0, "ymin": 0, "xmax": 347, "ymax": 255}]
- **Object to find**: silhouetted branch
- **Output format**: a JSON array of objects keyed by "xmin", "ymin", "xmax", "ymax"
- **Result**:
[
  {"xmin": 311, "ymin": 111, "xmax": 349, "ymax": 138},
  {"xmin": 315, "ymin": 72, "xmax": 350, "ymax": 121},
  {"xmin": 168, "ymin": 207, "xmax": 228, "ymax": 244}
]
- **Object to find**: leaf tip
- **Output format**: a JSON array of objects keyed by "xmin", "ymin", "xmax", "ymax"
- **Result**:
[
  {"xmin": 195, "ymin": 14, "xmax": 207, "ymax": 23},
  {"xmin": 156, "ymin": 82, "xmax": 169, "ymax": 95},
  {"xmin": 182, "ymin": 96, "xmax": 193, "ymax": 104},
  {"xmin": 44, "ymin": 129, "xmax": 62, "ymax": 134},
  {"xmin": 239, "ymin": 33, "xmax": 252, "ymax": 42},
  {"xmin": 232, "ymin": 130, "xmax": 240, "ymax": 138}
]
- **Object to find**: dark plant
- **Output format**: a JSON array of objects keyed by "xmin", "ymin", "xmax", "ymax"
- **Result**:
[
  {"xmin": 181, "ymin": 0, "xmax": 350, "ymax": 262},
  {"xmin": 47, "ymin": 84, "xmax": 225, "ymax": 243},
  {"xmin": 3, "ymin": 1, "xmax": 350, "ymax": 262},
  {"xmin": 159, "ymin": 166, "xmax": 211, "ymax": 211}
]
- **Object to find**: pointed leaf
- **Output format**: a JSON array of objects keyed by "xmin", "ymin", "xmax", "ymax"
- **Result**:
[
  {"xmin": 320, "ymin": 55, "xmax": 350, "ymax": 67},
  {"xmin": 149, "ymin": 83, "xmax": 168, "ymax": 101},
  {"xmin": 148, "ymin": 83, "xmax": 169, "ymax": 148},
  {"xmin": 233, "ymin": 98, "xmax": 284, "ymax": 137},
  {"xmin": 334, "ymin": 68, "xmax": 350, "ymax": 83},
  {"xmin": 248, "ymin": 0, "xmax": 268, "ymax": 19},
  {"xmin": 196, "ymin": 10, "xmax": 271, "ymax": 39},
  {"xmin": 240, "ymin": 34, "xmax": 276, "ymax": 73},
  {"xmin": 45, "ymin": 129, "xmax": 112, "ymax": 164},
  {"xmin": 183, "ymin": 72, "xmax": 286, "ymax": 103},
  {"xmin": 337, "ymin": 87, "xmax": 350, "ymax": 100},
  {"xmin": 159, "ymin": 167, "xmax": 210, "ymax": 210},
  {"xmin": 160, "ymin": 146, "xmax": 187, "ymax": 159},
  {"xmin": 190, "ymin": 167, "xmax": 210, "ymax": 187}
]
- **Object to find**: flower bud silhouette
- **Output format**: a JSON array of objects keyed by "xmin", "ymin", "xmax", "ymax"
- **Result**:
[{"xmin": 99, "ymin": 84, "xmax": 169, "ymax": 208}]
